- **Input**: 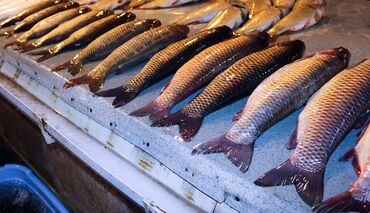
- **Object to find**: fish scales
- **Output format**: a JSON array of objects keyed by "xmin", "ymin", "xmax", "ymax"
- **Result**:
[
  {"xmin": 130, "ymin": 33, "xmax": 269, "ymax": 122},
  {"xmin": 255, "ymin": 58, "xmax": 370, "ymax": 207},
  {"xmin": 314, "ymin": 121, "xmax": 370, "ymax": 213},
  {"xmin": 0, "ymin": 0, "xmax": 65, "ymax": 28},
  {"xmin": 19, "ymin": 10, "xmax": 113, "ymax": 52},
  {"xmin": 64, "ymin": 24, "xmax": 189, "ymax": 92},
  {"xmin": 30, "ymin": 12, "xmax": 136, "ymax": 62},
  {"xmin": 52, "ymin": 19, "xmax": 160, "ymax": 75},
  {"xmin": 192, "ymin": 47, "xmax": 350, "ymax": 173},
  {"xmin": 95, "ymin": 26, "xmax": 233, "ymax": 107}
]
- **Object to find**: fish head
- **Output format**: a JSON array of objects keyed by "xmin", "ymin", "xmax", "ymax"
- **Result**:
[
  {"xmin": 246, "ymin": 31, "xmax": 270, "ymax": 48},
  {"xmin": 146, "ymin": 19, "xmax": 162, "ymax": 28},
  {"xmin": 96, "ymin": 10, "xmax": 114, "ymax": 18},
  {"xmin": 173, "ymin": 24, "xmax": 190, "ymax": 36},
  {"xmin": 319, "ymin": 47, "xmax": 351, "ymax": 68},
  {"xmin": 78, "ymin": 6, "xmax": 92, "ymax": 14},
  {"xmin": 277, "ymin": 40, "xmax": 306, "ymax": 57},
  {"xmin": 65, "ymin": 1, "xmax": 80, "ymax": 8},
  {"xmin": 116, "ymin": 12, "xmax": 136, "ymax": 22},
  {"xmin": 213, "ymin": 25, "xmax": 233, "ymax": 39}
]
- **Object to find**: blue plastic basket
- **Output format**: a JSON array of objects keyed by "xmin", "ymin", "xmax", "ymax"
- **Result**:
[{"xmin": 0, "ymin": 164, "xmax": 69, "ymax": 213}]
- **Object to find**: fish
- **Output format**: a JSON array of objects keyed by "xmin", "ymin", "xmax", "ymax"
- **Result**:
[
  {"xmin": 127, "ymin": 0, "xmax": 154, "ymax": 8},
  {"xmin": 192, "ymin": 47, "xmax": 349, "ymax": 172},
  {"xmin": 0, "ymin": 0, "xmax": 40, "ymax": 21},
  {"xmin": 17, "ymin": 10, "xmax": 114, "ymax": 53},
  {"xmin": 246, "ymin": 0, "xmax": 272, "ymax": 18},
  {"xmin": 268, "ymin": 4, "xmax": 325, "ymax": 36},
  {"xmin": 205, "ymin": 6, "xmax": 247, "ymax": 30},
  {"xmin": 313, "ymin": 120, "xmax": 370, "ymax": 213},
  {"xmin": 96, "ymin": 26, "xmax": 234, "ymax": 108},
  {"xmin": 4, "ymin": 6, "xmax": 90, "ymax": 48},
  {"xmin": 235, "ymin": 7, "xmax": 284, "ymax": 34},
  {"xmin": 139, "ymin": 0, "xmax": 198, "ymax": 9},
  {"xmin": 29, "ymin": 12, "xmax": 136, "ymax": 62},
  {"xmin": 254, "ymin": 58, "xmax": 370, "ymax": 206},
  {"xmin": 176, "ymin": 0, "xmax": 231, "ymax": 25},
  {"xmin": 1, "ymin": 1, "xmax": 79, "ymax": 37},
  {"xmin": 293, "ymin": 0, "xmax": 324, "ymax": 10},
  {"xmin": 90, "ymin": 0, "xmax": 130, "ymax": 10},
  {"xmin": 63, "ymin": 24, "xmax": 189, "ymax": 93},
  {"xmin": 130, "ymin": 33, "xmax": 270, "ymax": 122},
  {"xmin": 0, "ymin": 0, "xmax": 65, "ymax": 28},
  {"xmin": 272, "ymin": 0, "xmax": 295, "ymax": 11},
  {"xmin": 52, "ymin": 19, "xmax": 161, "ymax": 75},
  {"xmin": 153, "ymin": 40, "xmax": 305, "ymax": 141}
]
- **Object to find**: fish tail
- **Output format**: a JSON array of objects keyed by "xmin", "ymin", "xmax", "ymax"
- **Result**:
[
  {"xmin": 254, "ymin": 159, "xmax": 324, "ymax": 206},
  {"xmin": 51, "ymin": 61, "xmax": 70, "ymax": 72},
  {"xmin": 130, "ymin": 100, "xmax": 171, "ymax": 122},
  {"xmin": 152, "ymin": 111, "xmax": 203, "ymax": 142},
  {"xmin": 339, "ymin": 148, "xmax": 361, "ymax": 176},
  {"xmin": 0, "ymin": 30, "xmax": 14, "ymax": 37},
  {"xmin": 3, "ymin": 41, "xmax": 22, "ymax": 49},
  {"xmin": 313, "ymin": 191, "xmax": 369, "ymax": 213},
  {"xmin": 63, "ymin": 75, "xmax": 104, "ymax": 93},
  {"xmin": 17, "ymin": 44, "xmax": 37, "ymax": 53},
  {"xmin": 35, "ymin": 52, "xmax": 55, "ymax": 63},
  {"xmin": 68, "ymin": 60, "xmax": 84, "ymax": 76},
  {"xmin": 95, "ymin": 86, "xmax": 138, "ymax": 108},
  {"xmin": 28, "ymin": 49, "xmax": 49, "ymax": 56},
  {"xmin": 192, "ymin": 134, "xmax": 254, "ymax": 172}
]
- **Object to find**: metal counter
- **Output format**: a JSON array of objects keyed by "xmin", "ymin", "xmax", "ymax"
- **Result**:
[{"xmin": 0, "ymin": 0, "xmax": 369, "ymax": 212}]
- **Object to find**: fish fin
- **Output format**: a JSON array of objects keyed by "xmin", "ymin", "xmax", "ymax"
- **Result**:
[
  {"xmin": 313, "ymin": 191, "xmax": 370, "ymax": 213},
  {"xmin": 152, "ymin": 111, "xmax": 203, "ymax": 142},
  {"xmin": 130, "ymin": 100, "xmax": 171, "ymax": 122},
  {"xmin": 28, "ymin": 49, "xmax": 49, "ymax": 56},
  {"xmin": 160, "ymin": 82, "xmax": 170, "ymax": 95},
  {"xmin": 192, "ymin": 135, "xmax": 254, "ymax": 172},
  {"xmin": 112, "ymin": 89, "xmax": 138, "ymax": 108},
  {"xmin": 51, "ymin": 61, "xmax": 70, "ymax": 72},
  {"xmin": 63, "ymin": 75, "xmax": 104, "ymax": 93},
  {"xmin": 232, "ymin": 107, "xmax": 244, "ymax": 122},
  {"xmin": 339, "ymin": 148, "xmax": 355, "ymax": 162},
  {"xmin": 255, "ymin": 160, "xmax": 324, "ymax": 206},
  {"xmin": 0, "ymin": 30, "xmax": 14, "ymax": 37},
  {"xmin": 35, "ymin": 52, "xmax": 55, "ymax": 62},
  {"xmin": 17, "ymin": 44, "xmax": 37, "ymax": 53},
  {"xmin": 286, "ymin": 128, "xmax": 298, "ymax": 150},
  {"xmin": 68, "ymin": 61, "xmax": 84, "ymax": 76}
]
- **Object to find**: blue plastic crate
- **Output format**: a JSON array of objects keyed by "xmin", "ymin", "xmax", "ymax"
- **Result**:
[{"xmin": 0, "ymin": 164, "xmax": 69, "ymax": 213}]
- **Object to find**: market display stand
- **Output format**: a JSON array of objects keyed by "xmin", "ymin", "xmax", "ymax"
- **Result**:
[{"xmin": 0, "ymin": 0, "xmax": 369, "ymax": 212}]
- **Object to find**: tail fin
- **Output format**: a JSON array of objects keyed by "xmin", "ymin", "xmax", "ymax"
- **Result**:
[
  {"xmin": 68, "ymin": 61, "xmax": 84, "ymax": 76},
  {"xmin": 17, "ymin": 43, "xmax": 38, "ymax": 53},
  {"xmin": 28, "ymin": 49, "xmax": 49, "ymax": 56},
  {"xmin": 0, "ymin": 30, "xmax": 14, "ymax": 37},
  {"xmin": 192, "ymin": 135, "xmax": 254, "ymax": 172},
  {"xmin": 63, "ymin": 75, "xmax": 104, "ymax": 93},
  {"xmin": 36, "ymin": 52, "xmax": 55, "ymax": 62},
  {"xmin": 339, "ymin": 148, "xmax": 361, "ymax": 176},
  {"xmin": 152, "ymin": 111, "xmax": 203, "ymax": 142},
  {"xmin": 95, "ymin": 86, "xmax": 139, "ymax": 108},
  {"xmin": 255, "ymin": 160, "xmax": 324, "ymax": 206},
  {"xmin": 3, "ymin": 40, "xmax": 23, "ymax": 49},
  {"xmin": 130, "ymin": 100, "xmax": 171, "ymax": 122},
  {"xmin": 313, "ymin": 191, "xmax": 369, "ymax": 213},
  {"xmin": 51, "ymin": 61, "xmax": 70, "ymax": 72}
]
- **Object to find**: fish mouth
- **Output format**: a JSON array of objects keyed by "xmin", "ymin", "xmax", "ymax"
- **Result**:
[{"xmin": 320, "ymin": 47, "xmax": 351, "ymax": 64}]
